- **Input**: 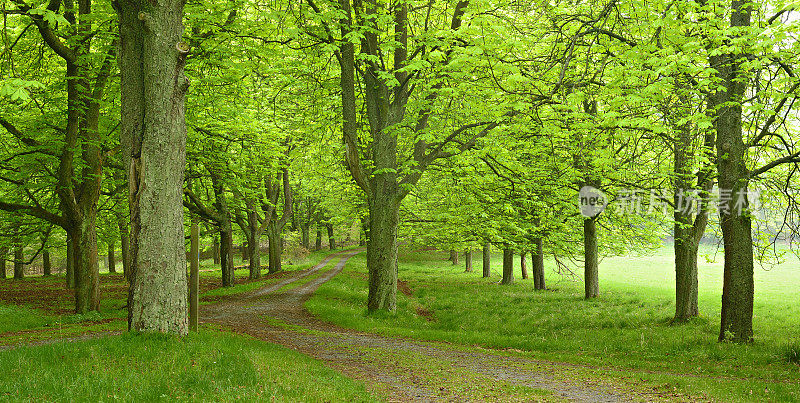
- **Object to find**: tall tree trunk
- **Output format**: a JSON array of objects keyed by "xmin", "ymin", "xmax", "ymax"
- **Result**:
[
  {"xmin": 520, "ymin": 251, "xmax": 529, "ymax": 279},
  {"xmin": 0, "ymin": 247, "xmax": 7, "ymax": 279},
  {"xmin": 366, "ymin": 196, "xmax": 400, "ymax": 312},
  {"xmin": 301, "ymin": 223, "xmax": 310, "ymax": 250},
  {"xmin": 241, "ymin": 243, "xmax": 248, "ymax": 264},
  {"xmin": 220, "ymin": 227, "xmax": 235, "ymax": 286},
  {"xmin": 710, "ymin": 0, "xmax": 754, "ymax": 343},
  {"xmin": 532, "ymin": 237, "xmax": 545, "ymax": 290},
  {"xmin": 66, "ymin": 237, "xmax": 75, "ymax": 288},
  {"xmin": 13, "ymin": 245, "xmax": 23, "ymax": 279},
  {"xmin": 584, "ymin": 217, "xmax": 599, "ymax": 298},
  {"xmin": 449, "ymin": 249, "xmax": 458, "ymax": 265},
  {"xmin": 267, "ymin": 226, "xmax": 282, "ymax": 274},
  {"xmin": 107, "ymin": 242, "xmax": 116, "ymax": 274},
  {"xmin": 247, "ymin": 209, "xmax": 262, "ymax": 279},
  {"xmin": 315, "ymin": 228, "xmax": 322, "ymax": 251},
  {"xmin": 501, "ymin": 247, "xmax": 514, "ymax": 285},
  {"xmin": 72, "ymin": 215, "xmax": 100, "ymax": 314},
  {"xmin": 482, "ymin": 241, "xmax": 491, "ymax": 278},
  {"xmin": 673, "ymin": 120, "xmax": 700, "ymax": 322},
  {"xmin": 119, "ymin": 0, "xmax": 190, "ymax": 335},
  {"xmin": 119, "ymin": 218, "xmax": 130, "ymax": 281},
  {"xmin": 464, "ymin": 250, "xmax": 473, "ymax": 273},
  {"xmin": 42, "ymin": 250, "xmax": 51, "ymax": 276},
  {"xmin": 326, "ymin": 224, "xmax": 336, "ymax": 250},
  {"xmin": 212, "ymin": 235, "xmax": 220, "ymax": 264}
]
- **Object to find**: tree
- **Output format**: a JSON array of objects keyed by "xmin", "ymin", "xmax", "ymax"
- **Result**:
[
  {"xmin": 117, "ymin": 0, "xmax": 190, "ymax": 335},
  {"xmin": 1, "ymin": 0, "xmax": 117, "ymax": 313},
  {"xmin": 300, "ymin": 0, "xmax": 516, "ymax": 312}
]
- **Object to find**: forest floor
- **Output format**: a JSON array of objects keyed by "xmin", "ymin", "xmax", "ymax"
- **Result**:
[{"xmin": 201, "ymin": 249, "xmax": 678, "ymax": 402}]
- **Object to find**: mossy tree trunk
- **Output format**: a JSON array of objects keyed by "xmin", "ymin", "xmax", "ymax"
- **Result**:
[
  {"xmin": 501, "ymin": 247, "xmax": 514, "ymax": 285},
  {"xmin": 119, "ymin": 0, "xmax": 190, "ymax": 335}
]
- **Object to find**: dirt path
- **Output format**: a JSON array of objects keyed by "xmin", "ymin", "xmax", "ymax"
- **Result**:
[{"xmin": 201, "ymin": 250, "xmax": 670, "ymax": 402}]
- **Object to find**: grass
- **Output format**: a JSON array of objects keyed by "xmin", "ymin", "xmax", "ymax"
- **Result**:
[
  {"xmin": 306, "ymin": 245, "xmax": 800, "ymax": 402},
  {"xmin": 0, "ymin": 329, "xmax": 377, "ymax": 402}
]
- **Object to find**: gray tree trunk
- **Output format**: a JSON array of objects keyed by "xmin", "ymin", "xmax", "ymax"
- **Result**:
[
  {"xmin": 520, "ymin": 251, "xmax": 529, "ymax": 279},
  {"xmin": 710, "ymin": 1, "xmax": 754, "ymax": 342},
  {"xmin": 220, "ymin": 228, "xmax": 235, "ymax": 286},
  {"xmin": 212, "ymin": 235, "xmax": 220, "ymax": 264},
  {"xmin": 0, "ymin": 247, "xmax": 7, "ymax": 279},
  {"xmin": 301, "ymin": 223, "xmax": 310, "ymax": 250},
  {"xmin": 315, "ymin": 228, "xmax": 322, "ymax": 251},
  {"xmin": 119, "ymin": 0, "xmax": 189, "ymax": 335},
  {"xmin": 43, "ymin": 250, "xmax": 52, "ymax": 276},
  {"xmin": 584, "ymin": 218, "xmax": 599, "ymax": 298},
  {"xmin": 501, "ymin": 247, "xmax": 514, "ymax": 285},
  {"xmin": 266, "ymin": 226, "xmax": 282, "ymax": 273},
  {"xmin": 326, "ymin": 224, "xmax": 336, "ymax": 250},
  {"xmin": 482, "ymin": 241, "xmax": 491, "ymax": 278},
  {"xmin": 107, "ymin": 242, "xmax": 116, "ymax": 273},
  {"xmin": 66, "ymin": 237, "xmax": 75, "ymax": 288},
  {"xmin": 673, "ymin": 116, "xmax": 707, "ymax": 322},
  {"xmin": 119, "ymin": 218, "xmax": 130, "ymax": 281},
  {"xmin": 449, "ymin": 249, "xmax": 458, "ymax": 265},
  {"xmin": 532, "ymin": 237, "xmax": 545, "ymax": 290},
  {"xmin": 465, "ymin": 250, "xmax": 472, "ymax": 273},
  {"xmin": 247, "ymin": 209, "xmax": 262, "ymax": 279},
  {"xmin": 366, "ymin": 196, "xmax": 400, "ymax": 312}
]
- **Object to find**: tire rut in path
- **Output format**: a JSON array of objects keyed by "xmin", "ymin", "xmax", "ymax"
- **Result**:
[{"xmin": 201, "ymin": 250, "xmax": 649, "ymax": 402}]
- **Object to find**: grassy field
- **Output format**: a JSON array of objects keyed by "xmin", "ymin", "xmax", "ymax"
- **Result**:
[
  {"xmin": 0, "ymin": 248, "xmax": 379, "ymax": 402},
  {"xmin": 0, "ymin": 330, "xmax": 376, "ymax": 402},
  {"xmin": 306, "ymin": 244, "xmax": 800, "ymax": 402}
]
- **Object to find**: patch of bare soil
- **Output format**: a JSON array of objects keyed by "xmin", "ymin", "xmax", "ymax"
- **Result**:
[
  {"xmin": 414, "ymin": 306, "xmax": 436, "ymax": 322},
  {"xmin": 397, "ymin": 279, "xmax": 413, "ymax": 296},
  {"xmin": 201, "ymin": 249, "xmax": 672, "ymax": 402}
]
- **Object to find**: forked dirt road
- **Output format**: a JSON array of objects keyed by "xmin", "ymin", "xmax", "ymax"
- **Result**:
[{"xmin": 201, "ymin": 250, "xmax": 676, "ymax": 402}]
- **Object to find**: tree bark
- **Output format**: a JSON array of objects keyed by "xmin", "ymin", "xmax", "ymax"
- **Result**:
[
  {"xmin": 326, "ymin": 223, "xmax": 336, "ymax": 250},
  {"xmin": 241, "ymin": 242, "xmax": 248, "ymax": 263},
  {"xmin": 13, "ymin": 245, "xmax": 23, "ymax": 279},
  {"xmin": 119, "ymin": 0, "xmax": 189, "ymax": 335},
  {"xmin": 710, "ymin": 0, "xmax": 754, "ymax": 343},
  {"xmin": 42, "ymin": 250, "xmax": 51, "ymax": 276},
  {"xmin": 301, "ymin": 223, "xmax": 310, "ymax": 250},
  {"xmin": 532, "ymin": 237, "xmax": 545, "ymax": 290},
  {"xmin": 673, "ymin": 118, "xmax": 703, "ymax": 322},
  {"xmin": 366, "ymin": 196, "xmax": 400, "ymax": 312},
  {"xmin": 584, "ymin": 217, "xmax": 599, "ymax": 298},
  {"xmin": 107, "ymin": 241, "xmax": 116, "ymax": 273},
  {"xmin": 482, "ymin": 241, "xmax": 491, "ymax": 278},
  {"xmin": 220, "ymin": 227, "xmax": 235, "ymax": 286},
  {"xmin": 315, "ymin": 228, "xmax": 322, "ymax": 251},
  {"xmin": 119, "ymin": 218, "xmax": 130, "ymax": 281},
  {"xmin": 212, "ymin": 235, "xmax": 220, "ymax": 264},
  {"xmin": 267, "ymin": 226, "xmax": 282, "ymax": 274},
  {"xmin": 465, "ymin": 250, "xmax": 473, "ymax": 273},
  {"xmin": 247, "ymin": 209, "xmax": 262, "ymax": 279},
  {"xmin": 449, "ymin": 249, "xmax": 458, "ymax": 265},
  {"xmin": 71, "ymin": 219, "xmax": 100, "ymax": 313},
  {"xmin": 520, "ymin": 251, "xmax": 529, "ymax": 279},
  {"xmin": 66, "ymin": 237, "xmax": 75, "ymax": 288},
  {"xmin": 0, "ymin": 247, "xmax": 6, "ymax": 279},
  {"xmin": 501, "ymin": 247, "xmax": 514, "ymax": 285}
]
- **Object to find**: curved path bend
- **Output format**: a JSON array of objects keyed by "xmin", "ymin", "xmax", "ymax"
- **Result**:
[{"xmin": 201, "ymin": 250, "xmax": 665, "ymax": 402}]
